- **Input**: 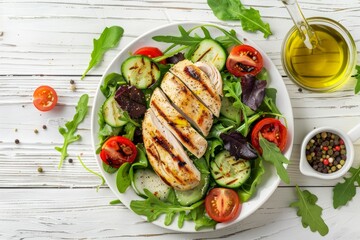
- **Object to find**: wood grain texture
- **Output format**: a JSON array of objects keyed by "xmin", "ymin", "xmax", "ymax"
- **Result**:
[{"xmin": 1, "ymin": 0, "xmax": 360, "ymax": 238}]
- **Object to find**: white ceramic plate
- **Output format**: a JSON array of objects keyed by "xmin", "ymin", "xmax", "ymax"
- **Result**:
[{"xmin": 91, "ymin": 22, "xmax": 294, "ymax": 232}]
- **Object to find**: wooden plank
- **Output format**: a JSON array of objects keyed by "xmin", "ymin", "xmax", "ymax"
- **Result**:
[
  {"xmin": 0, "ymin": 1, "xmax": 359, "ymax": 75},
  {"xmin": 1, "ymin": 187, "xmax": 359, "ymax": 239}
]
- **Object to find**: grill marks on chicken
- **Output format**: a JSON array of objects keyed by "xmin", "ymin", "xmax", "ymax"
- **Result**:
[
  {"xmin": 142, "ymin": 110, "xmax": 201, "ymax": 191},
  {"xmin": 150, "ymin": 88, "xmax": 207, "ymax": 158},
  {"xmin": 161, "ymin": 72, "xmax": 213, "ymax": 137},
  {"xmin": 170, "ymin": 59, "xmax": 221, "ymax": 117},
  {"xmin": 142, "ymin": 60, "xmax": 223, "ymax": 190}
]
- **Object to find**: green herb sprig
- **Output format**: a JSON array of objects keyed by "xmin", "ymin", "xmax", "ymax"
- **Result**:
[
  {"xmin": 290, "ymin": 186, "xmax": 329, "ymax": 236},
  {"xmin": 55, "ymin": 94, "xmax": 89, "ymax": 169},
  {"xmin": 333, "ymin": 166, "xmax": 360, "ymax": 209},
  {"xmin": 259, "ymin": 135, "xmax": 290, "ymax": 184},
  {"xmin": 82, "ymin": 26, "xmax": 124, "ymax": 79},
  {"xmin": 207, "ymin": 0, "xmax": 272, "ymax": 38}
]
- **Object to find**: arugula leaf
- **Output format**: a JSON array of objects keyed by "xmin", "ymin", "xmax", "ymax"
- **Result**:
[
  {"xmin": 260, "ymin": 88, "xmax": 281, "ymax": 114},
  {"xmin": 153, "ymin": 25, "xmax": 204, "ymax": 47},
  {"xmin": 355, "ymin": 65, "xmax": 360, "ymax": 94},
  {"xmin": 82, "ymin": 26, "xmax": 124, "ymax": 79},
  {"xmin": 153, "ymin": 24, "xmax": 241, "ymax": 59},
  {"xmin": 239, "ymin": 157, "xmax": 265, "ymax": 202},
  {"xmin": 77, "ymin": 155, "xmax": 105, "ymax": 192},
  {"xmin": 116, "ymin": 162, "xmax": 131, "ymax": 193},
  {"xmin": 333, "ymin": 167, "xmax": 360, "ymax": 209},
  {"xmin": 207, "ymin": 0, "xmax": 272, "ymax": 38},
  {"xmin": 259, "ymin": 135, "xmax": 290, "ymax": 184},
  {"xmin": 290, "ymin": 185, "xmax": 329, "ymax": 236},
  {"xmin": 130, "ymin": 189, "xmax": 204, "ymax": 223},
  {"xmin": 103, "ymin": 162, "xmax": 118, "ymax": 174},
  {"xmin": 129, "ymin": 144, "xmax": 149, "ymax": 183},
  {"xmin": 100, "ymin": 72, "xmax": 127, "ymax": 97},
  {"xmin": 207, "ymin": 123, "xmax": 233, "ymax": 140},
  {"xmin": 215, "ymin": 29, "xmax": 241, "ymax": 49},
  {"xmin": 223, "ymin": 78, "xmax": 242, "ymax": 109},
  {"xmin": 185, "ymin": 204, "xmax": 217, "ymax": 231},
  {"xmin": 122, "ymin": 122, "xmax": 137, "ymax": 141},
  {"xmin": 109, "ymin": 199, "xmax": 122, "ymax": 205},
  {"xmin": 55, "ymin": 94, "xmax": 89, "ymax": 169}
]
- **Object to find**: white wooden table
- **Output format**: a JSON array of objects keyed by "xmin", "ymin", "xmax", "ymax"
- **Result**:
[{"xmin": 1, "ymin": 1, "xmax": 360, "ymax": 239}]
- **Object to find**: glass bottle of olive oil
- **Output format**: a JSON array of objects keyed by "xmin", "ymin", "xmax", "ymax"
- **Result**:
[{"xmin": 283, "ymin": 24, "xmax": 350, "ymax": 90}]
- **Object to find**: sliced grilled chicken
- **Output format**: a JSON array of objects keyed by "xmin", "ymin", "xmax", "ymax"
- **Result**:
[
  {"xmin": 150, "ymin": 88, "xmax": 207, "ymax": 158},
  {"xmin": 160, "ymin": 72, "xmax": 213, "ymax": 136},
  {"xmin": 170, "ymin": 59, "xmax": 221, "ymax": 117},
  {"xmin": 194, "ymin": 61, "xmax": 223, "ymax": 97},
  {"xmin": 142, "ymin": 109, "xmax": 201, "ymax": 191}
]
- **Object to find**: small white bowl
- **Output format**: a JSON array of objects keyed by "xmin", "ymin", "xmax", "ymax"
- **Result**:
[{"xmin": 299, "ymin": 125, "xmax": 360, "ymax": 180}]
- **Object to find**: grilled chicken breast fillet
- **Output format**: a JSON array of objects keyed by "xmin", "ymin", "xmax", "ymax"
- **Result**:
[
  {"xmin": 142, "ymin": 109, "xmax": 201, "ymax": 191},
  {"xmin": 194, "ymin": 61, "xmax": 223, "ymax": 97},
  {"xmin": 150, "ymin": 88, "xmax": 207, "ymax": 158},
  {"xmin": 161, "ymin": 72, "xmax": 213, "ymax": 136},
  {"xmin": 170, "ymin": 59, "xmax": 221, "ymax": 117}
]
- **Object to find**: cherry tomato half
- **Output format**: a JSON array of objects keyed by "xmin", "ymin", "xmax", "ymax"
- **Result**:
[
  {"xmin": 133, "ymin": 46, "xmax": 166, "ymax": 64},
  {"xmin": 100, "ymin": 136, "xmax": 137, "ymax": 168},
  {"xmin": 33, "ymin": 85, "xmax": 58, "ymax": 112},
  {"xmin": 205, "ymin": 188, "xmax": 241, "ymax": 223},
  {"xmin": 226, "ymin": 45, "xmax": 263, "ymax": 77},
  {"xmin": 251, "ymin": 118, "xmax": 288, "ymax": 153}
]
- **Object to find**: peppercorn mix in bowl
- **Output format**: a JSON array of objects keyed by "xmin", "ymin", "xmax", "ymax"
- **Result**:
[{"xmin": 299, "ymin": 127, "xmax": 354, "ymax": 180}]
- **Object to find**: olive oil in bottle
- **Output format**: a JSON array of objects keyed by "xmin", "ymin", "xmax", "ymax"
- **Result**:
[{"xmin": 283, "ymin": 24, "xmax": 350, "ymax": 91}]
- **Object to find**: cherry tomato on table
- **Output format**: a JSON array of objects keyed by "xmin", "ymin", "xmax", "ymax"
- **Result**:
[
  {"xmin": 226, "ymin": 44, "xmax": 263, "ymax": 77},
  {"xmin": 205, "ymin": 188, "xmax": 242, "ymax": 222},
  {"xmin": 33, "ymin": 85, "xmax": 58, "ymax": 111},
  {"xmin": 251, "ymin": 118, "xmax": 288, "ymax": 153},
  {"xmin": 133, "ymin": 46, "xmax": 167, "ymax": 64},
  {"xmin": 100, "ymin": 136, "xmax": 137, "ymax": 168}
]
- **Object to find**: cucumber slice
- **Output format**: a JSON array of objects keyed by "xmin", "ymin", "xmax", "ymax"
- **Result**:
[
  {"xmin": 102, "ymin": 96, "xmax": 127, "ymax": 127},
  {"xmin": 175, "ymin": 170, "xmax": 209, "ymax": 206},
  {"xmin": 121, "ymin": 55, "xmax": 161, "ymax": 89},
  {"xmin": 190, "ymin": 39, "xmax": 227, "ymax": 70},
  {"xmin": 132, "ymin": 168, "xmax": 171, "ymax": 201},
  {"xmin": 210, "ymin": 150, "xmax": 251, "ymax": 188}
]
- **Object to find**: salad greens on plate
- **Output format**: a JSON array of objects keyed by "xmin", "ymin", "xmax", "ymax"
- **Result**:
[{"xmin": 92, "ymin": 23, "xmax": 293, "ymax": 231}]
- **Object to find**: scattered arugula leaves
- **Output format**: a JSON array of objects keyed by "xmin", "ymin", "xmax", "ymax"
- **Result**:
[
  {"xmin": 55, "ymin": 94, "xmax": 89, "ymax": 169},
  {"xmin": 82, "ymin": 26, "xmax": 124, "ymax": 79},
  {"xmin": 354, "ymin": 65, "xmax": 360, "ymax": 94},
  {"xmin": 333, "ymin": 166, "xmax": 360, "ymax": 209},
  {"xmin": 259, "ymin": 134, "xmax": 290, "ymax": 184},
  {"xmin": 207, "ymin": 0, "xmax": 272, "ymax": 38},
  {"xmin": 77, "ymin": 155, "xmax": 105, "ymax": 192},
  {"xmin": 290, "ymin": 185, "xmax": 329, "ymax": 236}
]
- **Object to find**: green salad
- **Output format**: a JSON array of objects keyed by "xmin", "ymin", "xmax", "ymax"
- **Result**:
[{"xmin": 96, "ymin": 24, "xmax": 289, "ymax": 231}]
